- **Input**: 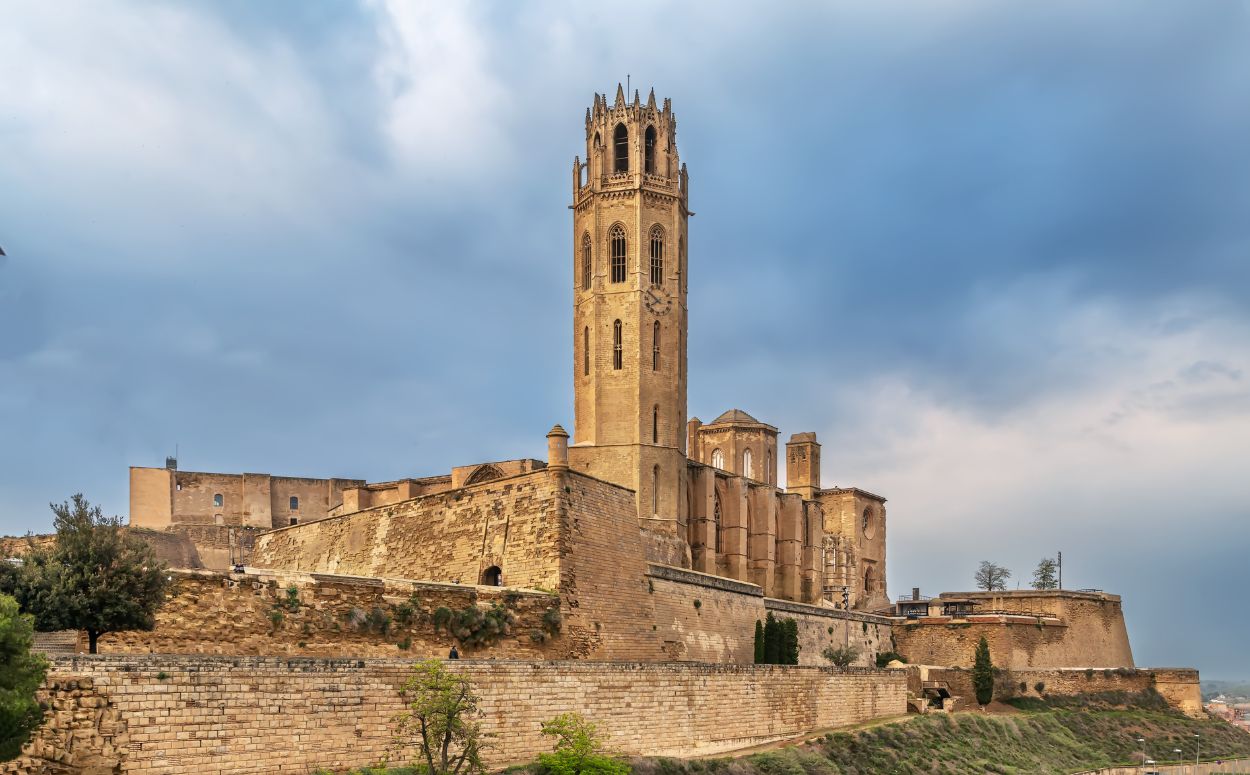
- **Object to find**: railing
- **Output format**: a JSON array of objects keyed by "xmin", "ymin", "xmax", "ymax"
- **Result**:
[{"xmin": 897, "ymin": 594, "xmax": 932, "ymax": 602}]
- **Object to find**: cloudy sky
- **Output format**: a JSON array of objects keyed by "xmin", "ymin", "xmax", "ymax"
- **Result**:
[{"xmin": 1, "ymin": 1, "xmax": 1247, "ymax": 677}]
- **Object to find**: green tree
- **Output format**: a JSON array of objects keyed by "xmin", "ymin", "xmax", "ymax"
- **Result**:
[
  {"xmin": 0, "ymin": 593, "xmax": 48, "ymax": 761},
  {"xmin": 16, "ymin": 495, "xmax": 170, "ymax": 653},
  {"xmin": 972, "ymin": 636, "xmax": 995, "ymax": 706},
  {"xmin": 537, "ymin": 712, "xmax": 629, "ymax": 775},
  {"xmin": 753, "ymin": 620, "xmax": 765, "ymax": 664},
  {"xmin": 763, "ymin": 612, "xmax": 781, "ymax": 664},
  {"xmin": 781, "ymin": 618, "xmax": 800, "ymax": 665},
  {"xmin": 822, "ymin": 644, "xmax": 859, "ymax": 668},
  {"xmin": 1031, "ymin": 557, "xmax": 1059, "ymax": 590},
  {"xmin": 394, "ymin": 660, "xmax": 486, "ymax": 775},
  {"xmin": 974, "ymin": 560, "xmax": 1011, "ymax": 592}
]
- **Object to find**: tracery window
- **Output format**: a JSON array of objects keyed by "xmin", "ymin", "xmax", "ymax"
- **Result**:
[
  {"xmin": 609, "ymin": 224, "xmax": 626, "ymax": 283},
  {"xmin": 711, "ymin": 448, "xmax": 724, "ymax": 470},
  {"xmin": 649, "ymin": 225, "xmax": 664, "ymax": 286},
  {"xmin": 581, "ymin": 232, "xmax": 592, "ymax": 290},
  {"xmin": 612, "ymin": 320, "xmax": 622, "ymax": 370},
  {"xmin": 613, "ymin": 123, "xmax": 628, "ymax": 172},
  {"xmin": 862, "ymin": 506, "xmax": 872, "ymax": 533}
]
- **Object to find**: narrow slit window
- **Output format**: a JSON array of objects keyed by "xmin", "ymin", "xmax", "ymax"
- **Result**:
[
  {"xmin": 583, "ymin": 326, "xmax": 590, "ymax": 375},
  {"xmin": 609, "ymin": 224, "xmax": 626, "ymax": 283},
  {"xmin": 652, "ymin": 465, "xmax": 659, "ymax": 515},
  {"xmin": 652, "ymin": 405, "xmax": 659, "ymax": 444},
  {"xmin": 612, "ymin": 320, "xmax": 622, "ymax": 370},
  {"xmin": 581, "ymin": 232, "xmax": 592, "ymax": 290},
  {"xmin": 652, "ymin": 321, "xmax": 660, "ymax": 371}
]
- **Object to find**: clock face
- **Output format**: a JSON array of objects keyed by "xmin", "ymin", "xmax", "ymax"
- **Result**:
[{"xmin": 644, "ymin": 287, "xmax": 673, "ymax": 315}]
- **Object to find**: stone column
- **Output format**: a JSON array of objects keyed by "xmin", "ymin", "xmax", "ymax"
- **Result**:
[
  {"xmin": 775, "ymin": 493, "xmax": 803, "ymax": 601},
  {"xmin": 801, "ymin": 501, "xmax": 823, "ymax": 603},
  {"xmin": 721, "ymin": 477, "xmax": 749, "ymax": 581},
  {"xmin": 689, "ymin": 466, "xmax": 715, "ymax": 574},
  {"xmin": 748, "ymin": 487, "xmax": 777, "ymax": 595}
]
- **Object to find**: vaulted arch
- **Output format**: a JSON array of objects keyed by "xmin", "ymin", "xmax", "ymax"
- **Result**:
[{"xmin": 465, "ymin": 464, "xmax": 505, "ymax": 486}]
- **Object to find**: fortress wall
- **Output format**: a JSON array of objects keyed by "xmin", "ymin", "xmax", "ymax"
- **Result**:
[
  {"xmin": 252, "ymin": 470, "xmax": 563, "ymax": 591},
  {"xmin": 917, "ymin": 666, "xmax": 1201, "ymax": 716},
  {"xmin": 97, "ymin": 569, "xmax": 567, "ymax": 661},
  {"xmin": 9, "ymin": 657, "xmax": 907, "ymax": 775},
  {"xmin": 894, "ymin": 594, "xmax": 1134, "ymax": 670},
  {"xmin": 644, "ymin": 565, "xmax": 893, "ymax": 667}
]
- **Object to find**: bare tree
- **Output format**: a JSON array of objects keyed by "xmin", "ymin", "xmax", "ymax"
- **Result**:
[{"xmin": 974, "ymin": 561, "xmax": 1011, "ymax": 591}]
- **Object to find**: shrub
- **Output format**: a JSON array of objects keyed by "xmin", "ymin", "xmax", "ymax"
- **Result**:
[
  {"xmin": 529, "ymin": 629, "xmax": 547, "ymax": 644},
  {"xmin": 822, "ymin": 645, "xmax": 859, "ymax": 668},
  {"xmin": 435, "ymin": 603, "xmax": 515, "ymax": 649},
  {"xmin": 541, "ymin": 606, "xmax": 562, "ymax": 636},
  {"xmin": 397, "ymin": 637, "xmax": 412, "ymax": 651},
  {"xmin": 432, "ymin": 607, "xmax": 454, "ymax": 632},
  {"xmin": 693, "ymin": 599, "xmax": 702, "ymax": 610},
  {"xmin": 393, "ymin": 602, "xmax": 416, "ymax": 627},
  {"xmin": 875, "ymin": 651, "xmax": 906, "ymax": 668},
  {"xmin": 365, "ymin": 607, "xmax": 392, "ymax": 636},
  {"xmin": 537, "ymin": 712, "xmax": 630, "ymax": 775},
  {"xmin": 269, "ymin": 609, "xmax": 284, "ymax": 629},
  {"xmin": 0, "ymin": 594, "xmax": 47, "ymax": 760},
  {"xmin": 284, "ymin": 585, "xmax": 300, "ymax": 612}
]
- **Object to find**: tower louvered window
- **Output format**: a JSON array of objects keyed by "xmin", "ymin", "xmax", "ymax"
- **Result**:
[
  {"xmin": 581, "ymin": 233, "xmax": 592, "ymax": 290},
  {"xmin": 613, "ymin": 123, "xmax": 628, "ymax": 172},
  {"xmin": 644, "ymin": 126, "xmax": 657, "ymax": 174},
  {"xmin": 612, "ymin": 320, "xmax": 622, "ymax": 370},
  {"xmin": 649, "ymin": 226, "xmax": 664, "ymax": 286},
  {"xmin": 609, "ymin": 224, "xmax": 626, "ymax": 283}
]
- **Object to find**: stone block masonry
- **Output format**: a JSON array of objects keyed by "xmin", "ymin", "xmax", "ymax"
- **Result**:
[{"xmin": 8, "ymin": 656, "xmax": 908, "ymax": 774}]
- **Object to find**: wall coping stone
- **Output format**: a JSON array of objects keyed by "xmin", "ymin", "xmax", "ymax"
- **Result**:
[
  {"xmin": 765, "ymin": 596, "xmax": 894, "ymax": 625},
  {"xmin": 647, "ymin": 563, "xmax": 764, "ymax": 596}
]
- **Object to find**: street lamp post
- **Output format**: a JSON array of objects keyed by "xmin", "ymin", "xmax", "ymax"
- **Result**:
[
  {"xmin": 1194, "ymin": 733, "xmax": 1200, "ymax": 774},
  {"xmin": 1137, "ymin": 737, "xmax": 1146, "ymax": 773}
]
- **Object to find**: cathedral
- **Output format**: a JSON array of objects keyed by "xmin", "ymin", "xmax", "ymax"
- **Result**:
[{"xmin": 129, "ymin": 88, "xmax": 894, "ymax": 662}]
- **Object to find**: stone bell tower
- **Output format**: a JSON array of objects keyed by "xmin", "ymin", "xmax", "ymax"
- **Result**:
[{"xmin": 567, "ymin": 85, "xmax": 690, "ymax": 532}]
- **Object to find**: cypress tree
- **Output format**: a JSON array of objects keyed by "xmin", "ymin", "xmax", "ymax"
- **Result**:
[
  {"xmin": 782, "ymin": 618, "xmax": 800, "ymax": 665},
  {"xmin": 972, "ymin": 636, "xmax": 995, "ymax": 706},
  {"xmin": 763, "ymin": 612, "xmax": 781, "ymax": 664},
  {"xmin": 753, "ymin": 620, "xmax": 765, "ymax": 664}
]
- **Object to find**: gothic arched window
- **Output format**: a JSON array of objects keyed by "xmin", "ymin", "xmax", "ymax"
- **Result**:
[
  {"xmin": 583, "ymin": 326, "xmax": 590, "ymax": 376},
  {"xmin": 644, "ymin": 125, "xmax": 657, "ymax": 174},
  {"xmin": 649, "ymin": 225, "xmax": 664, "ymax": 286},
  {"xmin": 711, "ymin": 449, "xmax": 724, "ymax": 470},
  {"xmin": 581, "ymin": 232, "xmax": 592, "ymax": 290},
  {"xmin": 612, "ymin": 320, "xmax": 622, "ymax": 370},
  {"xmin": 609, "ymin": 224, "xmax": 626, "ymax": 283},
  {"xmin": 213, "ymin": 493, "xmax": 223, "ymax": 508},
  {"xmin": 743, "ymin": 449, "xmax": 753, "ymax": 480},
  {"xmin": 613, "ymin": 123, "xmax": 628, "ymax": 173},
  {"xmin": 652, "ymin": 321, "xmax": 660, "ymax": 371}
]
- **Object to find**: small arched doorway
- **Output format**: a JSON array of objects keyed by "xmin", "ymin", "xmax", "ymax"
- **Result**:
[{"xmin": 480, "ymin": 566, "xmax": 502, "ymax": 587}]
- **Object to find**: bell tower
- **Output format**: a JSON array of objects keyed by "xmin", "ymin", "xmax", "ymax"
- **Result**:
[{"xmin": 568, "ymin": 85, "xmax": 690, "ymax": 532}]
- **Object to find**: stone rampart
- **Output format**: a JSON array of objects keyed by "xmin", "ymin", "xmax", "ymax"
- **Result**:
[
  {"xmin": 911, "ymin": 665, "xmax": 1202, "ymax": 717},
  {"xmin": 893, "ymin": 591, "xmax": 1133, "ymax": 669},
  {"xmin": 98, "ymin": 569, "xmax": 565, "ymax": 660},
  {"xmin": 6, "ymin": 656, "xmax": 908, "ymax": 774}
]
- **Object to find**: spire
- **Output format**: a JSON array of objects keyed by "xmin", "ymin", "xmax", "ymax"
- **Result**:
[
  {"xmin": 647, "ymin": 88, "xmax": 657, "ymax": 110},
  {"xmin": 614, "ymin": 83, "xmax": 625, "ymax": 108},
  {"xmin": 633, "ymin": 89, "xmax": 641, "ymax": 109},
  {"xmin": 585, "ymin": 106, "xmax": 591, "ymax": 124}
]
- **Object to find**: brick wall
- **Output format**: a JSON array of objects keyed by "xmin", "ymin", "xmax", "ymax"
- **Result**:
[
  {"xmin": 96, "ymin": 569, "xmax": 565, "ymax": 660},
  {"xmin": 7, "ymin": 657, "xmax": 908, "ymax": 775}
]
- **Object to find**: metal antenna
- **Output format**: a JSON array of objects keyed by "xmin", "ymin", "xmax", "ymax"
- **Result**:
[{"xmin": 627, "ymin": 74, "xmax": 630, "ymax": 97}]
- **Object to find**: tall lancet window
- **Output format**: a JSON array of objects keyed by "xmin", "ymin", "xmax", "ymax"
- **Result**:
[
  {"xmin": 743, "ymin": 449, "xmax": 753, "ymax": 480},
  {"xmin": 649, "ymin": 226, "xmax": 664, "ymax": 286},
  {"xmin": 713, "ymin": 491, "xmax": 723, "ymax": 553},
  {"xmin": 652, "ymin": 321, "xmax": 660, "ymax": 371},
  {"xmin": 644, "ymin": 126, "xmax": 657, "ymax": 174},
  {"xmin": 711, "ymin": 449, "xmax": 724, "ymax": 470},
  {"xmin": 652, "ymin": 405, "xmax": 659, "ymax": 444},
  {"xmin": 583, "ymin": 326, "xmax": 590, "ymax": 376},
  {"xmin": 613, "ymin": 123, "xmax": 629, "ymax": 172},
  {"xmin": 609, "ymin": 224, "xmax": 626, "ymax": 284},
  {"xmin": 581, "ymin": 232, "xmax": 592, "ymax": 290},
  {"xmin": 652, "ymin": 465, "xmax": 660, "ymax": 515},
  {"xmin": 612, "ymin": 320, "xmax": 622, "ymax": 370}
]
